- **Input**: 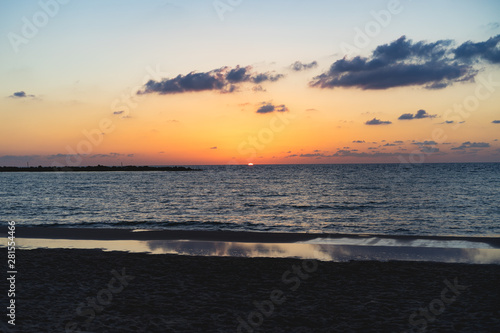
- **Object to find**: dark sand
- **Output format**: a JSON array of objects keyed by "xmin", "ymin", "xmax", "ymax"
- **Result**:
[{"xmin": 1, "ymin": 249, "xmax": 500, "ymax": 332}]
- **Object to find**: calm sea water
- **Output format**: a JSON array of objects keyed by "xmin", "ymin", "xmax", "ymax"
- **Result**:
[{"xmin": 1, "ymin": 163, "xmax": 499, "ymax": 236}]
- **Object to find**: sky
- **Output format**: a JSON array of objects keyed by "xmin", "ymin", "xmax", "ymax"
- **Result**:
[{"xmin": 1, "ymin": 0, "xmax": 500, "ymax": 166}]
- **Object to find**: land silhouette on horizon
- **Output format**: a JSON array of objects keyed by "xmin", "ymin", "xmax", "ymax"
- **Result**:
[{"xmin": 0, "ymin": 165, "xmax": 201, "ymax": 172}]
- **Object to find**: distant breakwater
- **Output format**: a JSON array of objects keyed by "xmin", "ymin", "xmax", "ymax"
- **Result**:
[{"xmin": 0, "ymin": 165, "xmax": 201, "ymax": 172}]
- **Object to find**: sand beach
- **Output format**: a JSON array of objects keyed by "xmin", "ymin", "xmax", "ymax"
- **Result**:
[{"xmin": 1, "ymin": 246, "xmax": 500, "ymax": 333}]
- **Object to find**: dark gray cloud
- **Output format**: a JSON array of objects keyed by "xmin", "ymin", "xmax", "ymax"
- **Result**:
[
  {"xmin": 398, "ymin": 113, "xmax": 414, "ymax": 120},
  {"xmin": 333, "ymin": 149, "xmax": 398, "ymax": 158},
  {"xmin": 398, "ymin": 109, "xmax": 436, "ymax": 120},
  {"xmin": 352, "ymin": 140, "xmax": 365, "ymax": 143},
  {"xmin": 46, "ymin": 154, "xmax": 76, "ymax": 159},
  {"xmin": 9, "ymin": 91, "xmax": 35, "ymax": 98},
  {"xmin": 291, "ymin": 61, "xmax": 318, "ymax": 71},
  {"xmin": 256, "ymin": 103, "xmax": 288, "ymax": 114},
  {"xmin": 492, "ymin": 120, "xmax": 500, "ymax": 124},
  {"xmin": 113, "ymin": 111, "xmax": 125, "ymax": 115},
  {"xmin": 451, "ymin": 141, "xmax": 491, "ymax": 150},
  {"xmin": 421, "ymin": 147, "xmax": 440, "ymax": 153},
  {"xmin": 299, "ymin": 153, "xmax": 324, "ymax": 158},
  {"xmin": 413, "ymin": 140, "xmax": 438, "ymax": 146},
  {"xmin": 309, "ymin": 35, "xmax": 500, "ymax": 90},
  {"xmin": 252, "ymin": 72, "xmax": 283, "ymax": 84},
  {"xmin": 89, "ymin": 153, "xmax": 124, "ymax": 158},
  {"xmin": 454, "ymin": 34, "xmax": 500, "ymax": 64},
  {"xmin": 365, "ymin": 118, "xmax": 392, "ymax": 125},
  {"xmin": 138, "ymin": 65, "xmax": 284, "ymax": 95},
  {"xmin": 0, "ymin": 154, "xmax": 40, "ymax": 161}
]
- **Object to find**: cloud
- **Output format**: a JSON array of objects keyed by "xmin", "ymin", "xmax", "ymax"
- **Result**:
[
  {"xmin": 352, "ymin": 140, "xmax": 365, "ymax": 143},
  {"xmin": 138, "ymin": 65, "xmax": 284, "ymax": 95},
  {"xmin": 365, "ymin": 118, "xmax": 392, "ymax": 125},
  {"xmin": 256, "ymin": 103, "xmax": 289, "ymax": 114},
  {"xmin": 309, "ymin": 35, "xmax": 499, "ymax": 90},
  {"xmin": 398, "ymin": 113, "xmax": 414, "ymax": 120},
  {"xmin": 46, "ymin": 154, "xmax": 76, "ymax": 159},
  {"xmin": 332, "ymin": 149, "xmax": 398, "ymax": 158},
  {"xmin": 9, "ymin": 91, "xmax": 35, "ymax": 98},
  {"xmin": 398, "ymin": 109, "xmax": 436, "ymax": 120},
  {"xmin": 483, "ymin": 22, "xmax": 500, "ymax": 31},
  {"xmin": 415, "ymin": 110, "xmax": 434, "ymax": 119},
  {"xmin": 0, "ymin": 154, "xmax": 40, "ymax": 162},
  {"xmin": 113, "ymin": 110, "xmax": 125, "ymax": 115},
  {"xmin": 285, "ymin": 151, "xmax": 336, "ymax": 159},
  {"xmin": 454, "ymin": 34, "xmax": 500, "ymax": 64},
  {"xmin": 413, "ymin": 140, "xmax": 438, "ymax": 146},
  {"xmin": 290, "ymin": 61, "xmax": 318, "ymax": 71},
  {"xmin": 299, "ymin": 153, "xmax": 324, "ymax": 158},
  {"xmin": 492, "ymin": 120, "xmax": 500, "ymax": 124},
  {"xmin": 210, "ymin": 146, "xmax": 217, "ymax": 149},
  {"xmin": 89, "ymin": 153, "xmax": 124, "ymax": 158},
  {"xmin": 251, "ymin": 72, "xmax": 284, "ymax": 84},
  {"xmin": 451, "ymin": 141, "xmax": 491, "ymax": 150},
  {"xmin": 420, "ymin": 147, "xmax": 440, "ymax": 153}
]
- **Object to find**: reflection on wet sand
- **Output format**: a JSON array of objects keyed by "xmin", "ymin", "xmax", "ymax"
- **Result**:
[{"xmin": 4, "ymin": 237, "xmax": 500, "ymax": 264}]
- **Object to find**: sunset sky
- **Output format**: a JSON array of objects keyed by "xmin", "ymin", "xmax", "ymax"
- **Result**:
[{"xmin": 1, "ymin": 0, "xmax": 500, "ymax": 166}]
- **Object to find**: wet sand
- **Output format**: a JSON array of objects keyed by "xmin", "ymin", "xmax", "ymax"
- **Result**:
[
  {"xmin": 7, "ymin": 227, "xmax": 500, "ymax": 247},
  {"xmin": 1, "ymin": 248, "xmax": 499, "ymax": 332}
]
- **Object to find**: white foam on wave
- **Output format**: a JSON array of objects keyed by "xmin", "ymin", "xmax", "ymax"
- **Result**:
[{"xmin": 300, "ymin": 237, "xmax": 496, "ymax": 249}]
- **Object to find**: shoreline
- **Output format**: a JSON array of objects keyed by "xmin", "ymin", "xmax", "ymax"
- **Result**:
[
  {"xmin": 2, "ymin": 226, "xmax": 500, "ymax": 246},
  {"xmin": 2, "ymin": 227, "xmax": 500, "ymax": 265}
]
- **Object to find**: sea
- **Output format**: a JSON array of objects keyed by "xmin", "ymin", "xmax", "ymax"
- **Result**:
[{"xmin": 1, "ymin": 163, "xmax": 499, "ymax": 237}]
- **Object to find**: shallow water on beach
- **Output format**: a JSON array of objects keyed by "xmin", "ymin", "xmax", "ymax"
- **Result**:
[
  {"xmin": 1, "ymin": 163, "xmax": 499, "ymax": 236},
  {"xmin": 3, "ymin": 237, "xmax": 500, "ymax": 264}
]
